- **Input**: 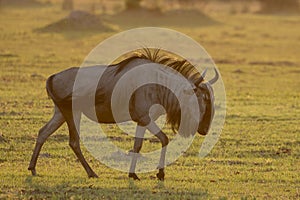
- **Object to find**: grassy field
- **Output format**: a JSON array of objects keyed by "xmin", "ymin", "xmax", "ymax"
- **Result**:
[{"xmin": 0, "ymin": 2, "xmax": 300, "ymax": 199}]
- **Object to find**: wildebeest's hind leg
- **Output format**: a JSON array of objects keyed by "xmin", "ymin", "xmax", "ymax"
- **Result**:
[
  {"xmin": 28, "ymin": 105, "xmax": 65, "ymax": 176},
  {"xmin": 63, "ymin": 110, "xmax": 98, "ymax": 178},
  {"xmin": 128, "ymin": 125, "xmax": 146, "ymax": 180}
]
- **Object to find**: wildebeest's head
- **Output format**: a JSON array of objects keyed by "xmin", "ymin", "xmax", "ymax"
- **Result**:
[
  {"xmin": 191, "ymin": 68, "xmax": 219, "ymax": 135},
  {"xmin": 130, "ymin": 48, "xmax": 220, "ymax": 137}
]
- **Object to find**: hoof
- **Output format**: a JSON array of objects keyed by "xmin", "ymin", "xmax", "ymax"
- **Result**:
[
  {"xmin": 129, "ymin": 173, "xmax": 140, "ymax": 180},
  {"xmin": 156, "ymin": 170, "xmax": 164, "ymax": 181},
  {"xmin": 28, "ymin": 168, "xmax": 36, "ymax": 176},
  {"xmin": 88, "ymin": 173, "xmax": 99, "ymax": 178}
]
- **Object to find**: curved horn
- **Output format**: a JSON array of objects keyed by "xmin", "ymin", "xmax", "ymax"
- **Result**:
[
  {"xmin": 208, "ymin": 68, "xmax": 219, "ymax": 85},
  {"xmin": 195, "ymin": 68, "xmax": 208, "ymax": 86}
]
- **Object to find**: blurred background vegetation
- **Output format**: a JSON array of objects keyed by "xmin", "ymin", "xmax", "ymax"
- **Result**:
[
  {"xmin": 1, "ymin": 0, "xmax": 298, "ymax": 31},
  {"xmin": 1, "ymin": 0, "xmax": 299, "ymax": 14}
]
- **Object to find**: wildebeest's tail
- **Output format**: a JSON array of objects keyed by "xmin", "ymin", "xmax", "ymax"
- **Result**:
[{"xmin": 46, "ymin": 74, "xmax": 58, "ymax": 103}]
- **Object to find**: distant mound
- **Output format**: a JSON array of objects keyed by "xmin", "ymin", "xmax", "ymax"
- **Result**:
[
  {"xmin": 37, "ymin": 10, "xmax": 114, "ymax": 32},
  {"xmin": 106, "ymin": 8, "xmax": 217, "ymax": 28}
]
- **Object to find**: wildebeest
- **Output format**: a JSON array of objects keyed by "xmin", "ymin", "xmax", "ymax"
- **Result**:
[{"xmin": 28, "ymin": 48, "xmax": 219, "ymax": 180}]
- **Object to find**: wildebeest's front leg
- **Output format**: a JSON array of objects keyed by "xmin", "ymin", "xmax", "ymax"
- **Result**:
[
  {"xmin": 28, "ymin": 105, "xmax": 65, "ymax": 175},
  {"xmin": 146, "ymin": 121, "xmax": 169, "ymax": 181},
  {"xmin": 129, "ymin": 125, "xmax": 146, "ymax": 180}
]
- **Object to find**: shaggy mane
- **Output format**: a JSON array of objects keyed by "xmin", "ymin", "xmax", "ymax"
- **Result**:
[
  {"xmin": 110, "ymin": 48, "xmax": 203, "ymax": 136},
  {"xmin": 111, "ymin": 48, "xmax": 201, "ymax": 83}
]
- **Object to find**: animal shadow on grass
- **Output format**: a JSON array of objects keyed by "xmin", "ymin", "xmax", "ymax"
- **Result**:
[
  {"xmin": 24, "ymin": 175, "xmax": 207, "ymax": 198},
  {"xmin": 23, "ymin": 175, "xmax": 162, "ymax": 198},
  {"xmin": 128, "ymin": 177, "xmax": 165, "ymax": 190},
  {"xmin": 24, "ymin": 176, "xmax": 122, "ymax": 198}
]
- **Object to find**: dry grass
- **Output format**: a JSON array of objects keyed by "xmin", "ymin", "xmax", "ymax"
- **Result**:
[{"xmin": 0, "ymin": 1, "xmax": 299, "ymax": 199}]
